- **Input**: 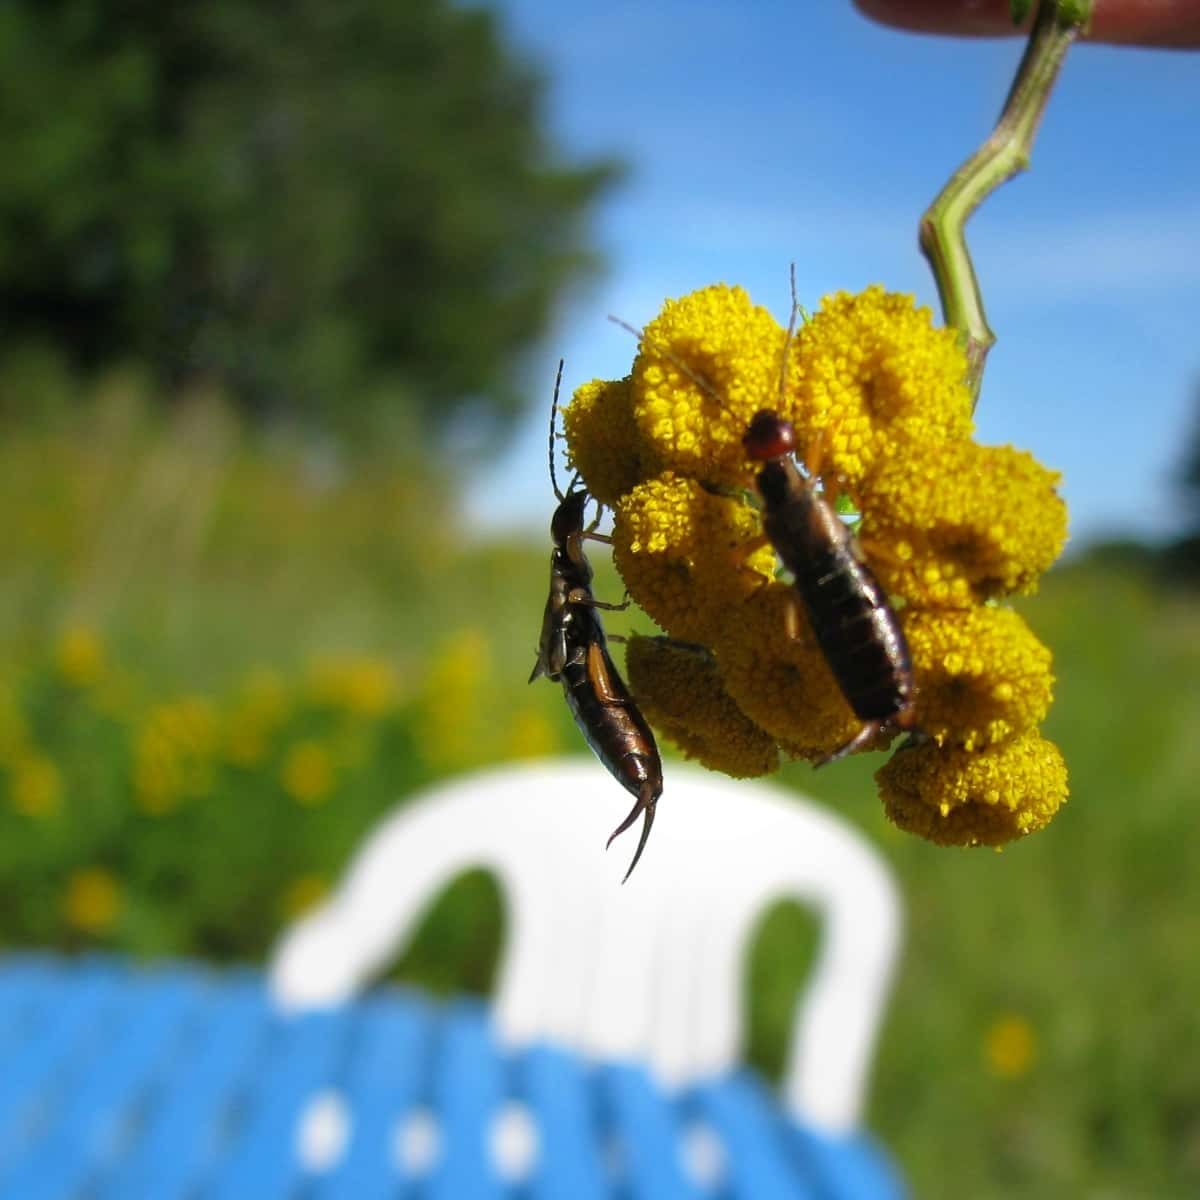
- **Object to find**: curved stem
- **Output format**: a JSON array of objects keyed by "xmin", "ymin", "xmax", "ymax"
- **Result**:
[{"xmin": 919, "ymin": 0, "xmax": 1093, "ymax": 408}]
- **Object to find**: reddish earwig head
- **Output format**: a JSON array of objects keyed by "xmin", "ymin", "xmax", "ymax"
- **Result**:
[{"xmin": 742, "ymin": 409, "xmax": 796, "ymax": 463}]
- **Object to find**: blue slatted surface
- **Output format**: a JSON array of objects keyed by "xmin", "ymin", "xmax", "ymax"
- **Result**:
[{"xmin": 0, "ymin": 957, "xmax": 904, "ymax": 1199}]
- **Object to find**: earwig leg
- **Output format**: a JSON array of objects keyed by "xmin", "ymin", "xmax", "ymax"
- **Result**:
[
  {"xmin": 582, "ymin": 531, "xmax": 614, "ymax": 546},
  {"xmin": 783, "ymin": 593, "xmax": 802, "ymax": 642},
  {"xmin": 730, "ymin": 533, "xmax": 771, "ymax": 565},
  {"xmin": 815, "ymin": 719, "xmax": 885, "ymax": 768},
  {"xmin": 857, "ymin": 536, "xmax": 905, "ymax": 571},
  {"xmin": 567, "ymin": 586, "xmax": 630, "ymax": 612},
  {"xmin": 606, "ymin": 632, "xmax": 627, "ymax": 645},
  {"xmin": 804, "ymin": 427, "xmax": 827, "ymax": 480},
  {"xmin": 586, "ymin": 641, "xmax": 624, "ymax": 705},
  {"xmin": 606, "ymin": 781, "xmax": 658, "ymax": 883}
]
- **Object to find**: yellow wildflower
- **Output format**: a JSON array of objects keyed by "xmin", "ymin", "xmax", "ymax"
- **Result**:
[
  {"xmin": 793, "ymin": 286, "xmax": 974, "ymax": 485},
  {"xmin": 280, "ymin": 873, "xmax": 329, "ymax": 919},
  {"xmin": 877, "ymin": 732, "xmax": 1068, "ymax": 847},
  {"xmin": 0, "ymin": 688, "xmax": 29, "ymax": 764},
  {"xmin": 612, "ymin": 472, "xmax": 775, "ymax": 643},
  {"xmin": 984, "ymin": 1014, "xmax": 1038, "ymax": 1079},
  {"xmin": 712, "ymin": 584, "xmax": 865, "ymax": 762},
  {"xmin": 861, "ymin": 439, "xmax": 1068, "ymax": 606},
  {"xmin": 630, "ymin": 285, "xmax": 792, "ymax": 490},
  {"xmin": 506, "ymin": 708, "xmax": 559, "ymax": 760},
  {"xmin": 225, "ymin": 669, "xmax": 290, "ymax": 766},
  {"xmin": 626, "ymin": 635, "xmax": 779, "ymax": 776},
  {"xmin": 9, "ymin": 753, "xmax": 62, "ymax": 817},
  {"xmin": 63, "ymin": 867, "xmax": 122, "ymax": 935},
  {"xmin": 55, "ymin": 626, "xmax": 106, "ymax": 688},
  {"xmin": 281, "ymin": 740, "xmax": 336, "ymax": 806},
  {"xmin": 905, "ymin": 607, "xmax": 1054, "ymax": 750},
  {"xmin": 562, "ymin": 376, "xmax": 653, "ymax": 508},
  {"xmin": 134, "ymin": 696, "xmax": 219, "ymax": 814},
  {"xmin": 307, "ymin": 656, "xmax": 398, "ymax": 718},
  {"xmin": 418, "ymin": 629, "xmax": 493, "ymax": 770}
]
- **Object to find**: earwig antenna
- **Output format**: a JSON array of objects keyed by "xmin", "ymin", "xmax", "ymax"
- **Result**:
[
  {"xmin": 777, "ymin": 262, "xmax": 801, "ymax": 407},
  {"xmin": 547, "ymin": 358, "xmax": 566, "ymax": 501},
  {"xmin": 607, "ymin": 315, "xmax": 726, "ymax": 408}
]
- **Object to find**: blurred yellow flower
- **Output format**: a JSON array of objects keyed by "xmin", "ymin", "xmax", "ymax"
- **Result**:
[
  {"xmin": 307, "ymin": 656, "xmax": 399, "ymax": 718},
  {"xmin": 0, "ymin": 688, "xmax": 29, "ymax": 764},
  {"xmin": 55, "ymin": 625, "xmax": 106, "ymax": 688},
  {"xmin": 281, "ymin": 740, "xmax": 336, "ymax": 806},
  {"xmin": 506, "ymin": 708, "xmax": 559, "ymax": 760},
  {"xmin": 225, "ymin": 668, "xmax": 290, "ymax": 767},
  {"xmin": 418, "ymin": 629, "xmax": 493, "ymax": 770},
  {"xmin": 63, "ymin": 867, "xmax": 122, "ymax": 934},
  {"xmin": 134, "ymin": 696, "xmax": 220, "ymax": 814},
  {"xmin": 984, "ymin": 1013, "xmax": 1037, "ymax": 1079},
  {"xmin": 9, "ymin": 753, "xmax": 62, "ymax": 817},
  {"xmin": 280, "ymin": 873, "xmax": 329, "ymax": 919}
]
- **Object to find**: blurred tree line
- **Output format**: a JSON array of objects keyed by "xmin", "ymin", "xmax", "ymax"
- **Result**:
[{"xmin": 0, "ymin": 0, "xmax": 619, "ymax": 441}]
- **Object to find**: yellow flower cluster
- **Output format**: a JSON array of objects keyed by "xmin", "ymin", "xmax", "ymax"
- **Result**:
[{"xmin": 563, "ymin": 281, "xmax": 1069, "ymax": 847}]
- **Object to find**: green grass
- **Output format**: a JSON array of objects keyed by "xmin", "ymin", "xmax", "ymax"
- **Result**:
[{"xmin": 2, "ymin": 398, "xmax": 1198, "ymax": 1197}]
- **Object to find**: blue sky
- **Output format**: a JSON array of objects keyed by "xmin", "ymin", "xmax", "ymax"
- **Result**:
[{"xmin": 464, "ymin": 1, "xmax": 1200, "ymax": 549}]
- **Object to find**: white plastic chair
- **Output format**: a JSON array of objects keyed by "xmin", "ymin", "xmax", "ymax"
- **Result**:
[{"xmin": 270, "ymin": 758, "xmax": 901, "ymax": 1137}]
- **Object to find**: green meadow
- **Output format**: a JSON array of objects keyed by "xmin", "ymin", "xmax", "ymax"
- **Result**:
[{"xmin": 2, "ymin": 383, "xmax": 1197, "ymax": 1198}]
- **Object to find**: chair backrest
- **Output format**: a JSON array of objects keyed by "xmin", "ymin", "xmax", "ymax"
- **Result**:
[{"xmin": 269, "ymin": 759, "xmax": 901, "ymax": 1135}]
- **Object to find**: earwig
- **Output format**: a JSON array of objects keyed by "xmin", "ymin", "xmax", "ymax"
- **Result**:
[
  {"xmin": 609, "ymin": 269, "xmax": 916, "ymax": 764},
  {"xmin": 529, "ymin": 361, "xmax": 663, "ymax": 880}
]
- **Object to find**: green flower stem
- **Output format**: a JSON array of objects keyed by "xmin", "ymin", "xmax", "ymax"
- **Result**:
[{"xmin": 919, "ymin": 0, "xmax": 1093, "ymax": 406}]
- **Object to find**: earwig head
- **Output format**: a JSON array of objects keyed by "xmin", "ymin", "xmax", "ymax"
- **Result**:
[
  {"xmin": 742, "ymin": 409, "xmax": 796, "ymax": 462},
  {"xmin": 550, "ymin": 486, "xmax": 590, "ymax": 547}
]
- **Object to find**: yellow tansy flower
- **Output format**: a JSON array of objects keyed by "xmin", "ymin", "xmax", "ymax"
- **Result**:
[
  {"xmin": 506, "ymin": 708, "xmax": 559, "ymax": 760},
  {"xmin": 612, "ymin": 472, "xmax": 775, "ymax": 643},
  {"xmin": 984, "ymin": 1013, "xmax": 1038, "ymax": 1079},
  {"xmin": 626, "ymin": 635, "xmax": 779, "ymax": 777},
  {"xmin": 281, "ymin": 740, "xmax": 336, "ymax": 806},
  {"xmin": 877, "ymin": 731, "xmax": 1068, "ymax": 847},
  {"xmin": 280, "ymin": 873, "xmax": 330, "ymax": 919},
  {"xmin": 55, "ymin": 626, "xmax": 106, "ymax": 688},
  {"xmin": 793, "ymin": 286, "xmax": 974, "ymax": 485},
  {"xmin": 905, "ymin": 607, "xmax": 1054, "ymax": 750},
  {"xmin": 861, "ymin": 439, "xmax": 1068, "ymax": 606},
  {"xmin": 713, "ymin": 584, "xmax": 866, "ymax": 762},
  {"xmin": 63, "ymin": 867, "xmax": 122, "ymax": 935},
  {"xmin": 630, "ymin": 285, "xmax": 792, "ymax": 490},
  {"xmin": 9, "ymin": 753, "xmax": 62, "ymax": 817},
  {"xmin": 562, "ymin": 376, "xmax": 654, "ymax": 508}
]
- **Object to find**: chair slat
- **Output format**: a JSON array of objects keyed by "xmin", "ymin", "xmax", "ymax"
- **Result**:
[
  {"xmin": 521, "ymin": 1043, "xmax": 608, "ymax": 1200},
  {"xmin": 693, "ymin": 1071, "xmax": 814, "ymax": 1199},
  {"xmin": 205, "ymin": 1006, "xmax": 352, "ymax": 1200},
  {"xmin": 425, "ymin": 999, "xmax": 507, "ymax": 1200},
  {"xmin": 99, "ymin": 972, "xmax": 272, "ymax": 1200},
  {"xmin": 786, "ymin": 1123, "xmax": 908, "ymax": 1200},
  {"xmin": 1, "ymin": 966, "xmax": 202, "ymax": 1198},
  {"xmin": 0, "ymin": 959, "xmax": 122, "ymax": 1174},
  {"xmin": 599, "ymin": 1063, "xmax": 701, "ymax": 1200},
  {"xmin": 312, "ymin": 990, "xmax": 433, "ymax": 1200}
]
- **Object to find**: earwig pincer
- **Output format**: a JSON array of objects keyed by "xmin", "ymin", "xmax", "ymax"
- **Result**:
[
  {"xmin": 529, "ymin": 362, "xmax": 663, "ymax": 881},
  {"xmin": 610, "ymin": 273, "xmax": 916, "ymax": 765}
]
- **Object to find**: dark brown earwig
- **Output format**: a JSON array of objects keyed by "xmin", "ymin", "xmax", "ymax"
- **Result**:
[
  {"xmin": 529, "ymin": 362, "xmax": 663, "ymax": 880},
  {"xmin": 610, "ymin": 269, "xmax": 916, "ymax": 764}
]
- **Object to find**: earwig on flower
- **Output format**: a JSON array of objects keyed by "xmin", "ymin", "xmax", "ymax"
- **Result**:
[
  {"xmin": 610, "ymin": 268, "xmax": 916, "ymax": 764},
  {"xmin": 529, "ymin": 361, "xmax": 664, "ymax": 881}
]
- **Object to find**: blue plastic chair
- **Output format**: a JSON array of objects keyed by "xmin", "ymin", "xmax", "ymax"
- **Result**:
[{"xmin": 0, "ymin": 760, "xmax": 906, "ymax": 1197}]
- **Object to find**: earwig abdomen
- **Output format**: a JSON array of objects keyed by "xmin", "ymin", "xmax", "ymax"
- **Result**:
[{"xmin": 757, "ymin": 451, "xmax": 915, "ymax": 739}]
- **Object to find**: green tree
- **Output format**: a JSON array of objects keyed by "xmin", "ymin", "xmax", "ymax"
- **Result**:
[{"xmin": 0, "ymin": 0, "xmax": 619, "ymax": 438}]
